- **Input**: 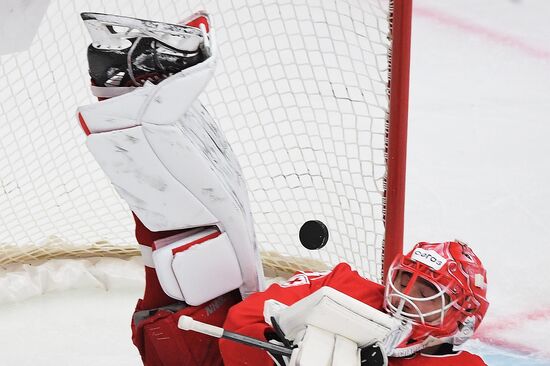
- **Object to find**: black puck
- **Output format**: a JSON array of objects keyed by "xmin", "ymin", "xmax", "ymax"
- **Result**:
[{"xmin": 299, "ymin": 220, "xmax": 329, "ymax": 250}]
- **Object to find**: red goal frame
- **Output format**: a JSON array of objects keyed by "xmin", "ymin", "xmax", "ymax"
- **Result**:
[{"xmin": 383, "ymin": 0, "xmax": 413, "ymax": 283}]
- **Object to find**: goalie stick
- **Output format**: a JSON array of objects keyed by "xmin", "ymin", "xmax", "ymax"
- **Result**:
[{"xmin": 178, "ymin": 315, "xmax": 293, "ymax": 357}]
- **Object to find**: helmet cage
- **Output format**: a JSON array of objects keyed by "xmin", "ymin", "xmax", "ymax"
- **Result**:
[
  {"xmin": 384, "ymin": 255, "xmax": 473, "ymax": 341},
  {"xmin": 383, "ymin": 241, "xmax": 489, "ymax": 355},
  {"xmin": 385, "ymin": 267, "xmax": 458, "ymax": 327}
]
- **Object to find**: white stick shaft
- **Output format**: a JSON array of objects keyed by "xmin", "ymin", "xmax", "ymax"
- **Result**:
[
  {"xmin": 178, "ymin": 315, "xmax": 224, "ymax": 338},
  {"xmin": 178, "ymin": 315, "xmax": 293, "ymax": 356}
]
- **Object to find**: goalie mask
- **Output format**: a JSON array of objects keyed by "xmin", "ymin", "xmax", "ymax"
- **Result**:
[{"xmin": 383, "ymin": 241, "xmax": 489, "ymax": 357}]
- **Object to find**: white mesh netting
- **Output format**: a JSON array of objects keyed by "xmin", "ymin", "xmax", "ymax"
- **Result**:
[{"xmin": 0, "ymin": 0, "xmax": 393, "ymax": 282}]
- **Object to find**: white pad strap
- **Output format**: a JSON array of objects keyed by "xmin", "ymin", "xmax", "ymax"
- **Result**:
[
  {"xmin": 289, "ymin": 326, "xmax": 361, "ymax": 366},
  {"xmin": 139, "ymin": 244, "xmax": 154, "ymax": 268},
  {"xmin": 333, "ymin": 336, "xmax": 361, "ymax": 366},
  {"xmin": 290, "ymin": 326, "xmax": 334, "ymax": 366}
]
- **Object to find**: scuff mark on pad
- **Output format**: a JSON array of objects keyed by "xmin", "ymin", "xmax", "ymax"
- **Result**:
[
  {"xmin": 132, "ymin": 170, "xmax": 168, "ymax": 192},
  {"xmin": 202, "ymin": 187, "xmax": 225, "ymax": 202},
  {"xmin": 176, "ymin": 104, "xmax": 250, "ymax": 220},
  {"xmin": 112, "ymin": 183, "xmax": 147, "ymax": 206},
  {"xmin": 125, "ymin": 135, "xmax": 139, "ymax": 143}
]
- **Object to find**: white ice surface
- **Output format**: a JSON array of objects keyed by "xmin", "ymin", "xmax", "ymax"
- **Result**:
[
  {"xmin": 0, "ymin": 258, "xmax": 145, "ymax": 366},
  {"xmin": 2, "ymin": 0, "xmax": 550, "ymax": 365},
  {"xmin": 0, "ymin": 288, "xmax": 142, "ymax": 365},
  {"xmin": 404, "ymin": 0, "xmax": 550, "ymax": 361}
]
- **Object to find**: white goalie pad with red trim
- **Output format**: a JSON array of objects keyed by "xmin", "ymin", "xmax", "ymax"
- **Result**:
[
  {"xmin": 150, "ymin": 227, "xmax": 244, "ymax": 305},
  {"xmin": 77, "ymin": 12, "xmax": 264, "ymax": 303}
]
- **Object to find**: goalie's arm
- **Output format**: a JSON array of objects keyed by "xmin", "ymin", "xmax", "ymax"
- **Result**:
[{"xmin": 220, "ymin": 263, "xmax": 387, "ymax": 366}]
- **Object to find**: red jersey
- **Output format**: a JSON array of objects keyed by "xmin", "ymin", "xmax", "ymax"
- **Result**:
[
  {"xmin": 219, "ymin": 263, "xmax": 486, "ymax": 366},
  {"xmin": 389, "ymin": 351, "xmax": 487, "ymax": 365}
]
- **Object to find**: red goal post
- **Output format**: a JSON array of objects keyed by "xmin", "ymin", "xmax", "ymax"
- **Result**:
[{"xmin": 384, "ymin": 0, "xmax": 412, "ymax": 283}]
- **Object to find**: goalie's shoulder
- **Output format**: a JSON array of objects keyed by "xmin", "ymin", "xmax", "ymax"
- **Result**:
[
  {"xmin": 327, "ymin": 262, "xmax": 385, "ymax": 291},
  {"xmin": 281, "ymin": 269, "xmax": 332, "ymax": 288},
  {"xmin": 282, "ymin": 262, "xmax": 380, "ymax": 289},
  {"xmin": 279, "ymin": 262, "xmax": 385, "ymax": 310}
]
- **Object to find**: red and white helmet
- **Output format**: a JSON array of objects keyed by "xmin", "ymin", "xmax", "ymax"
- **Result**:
[{"xmin": 383, "ymin": 241, "xmax": 489, "ymax": 357}]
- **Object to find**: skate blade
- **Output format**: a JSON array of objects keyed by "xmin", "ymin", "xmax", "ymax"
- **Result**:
[{"xmin": 81, "ymin": 12, "xmax": 209, "ymax": 52}]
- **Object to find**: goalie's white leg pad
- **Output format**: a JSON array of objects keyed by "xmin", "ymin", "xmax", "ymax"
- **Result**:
[
  {"xmin": 78, "ymin": 26, "xmax": 264, "ymax": 301},
  {"xmin": 83, "ymin": 104, "xmax": 263, "ymax": 300},
  {"xmin": 86, "ymin": 124, "xmax": 218, "ymax": 229},
  {"xmin": 142, "ymin": 105, "xmax": 254, "ymax": 234},
  {"xmin": 150, "ymin": 228, "xmax": 243, "ymax": 305},
  {"xmin": 290, "ymin": 326, "xmax": 335, "ymax": 366},
  {"xmin": 171, "ymin": 232, "xmax": 243, "ymax": 305},
  {"xmin": 78, "ymin": 52, "xmax": 216, "ymax": 133}
]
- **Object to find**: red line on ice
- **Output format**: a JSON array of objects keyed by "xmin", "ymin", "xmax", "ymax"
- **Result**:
[
  {"xmin": 477, "ymin": 306, "xmax": 550, "ymax": 333},
  {"xmin": 414, "ymin": 6, "xmax": 550, "ymax": 60},
  {"xmin": 474, "ymin": 335, "xmax": 550, "ymax": 358},
  {"xmin": 473, "ymin": 306, "xmax": 550, "ymax": 358}
]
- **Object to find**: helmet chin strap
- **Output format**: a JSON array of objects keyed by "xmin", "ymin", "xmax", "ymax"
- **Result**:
[{"xmin": 388, "ymin": 335, "xmax": 446, "ymax": 358}]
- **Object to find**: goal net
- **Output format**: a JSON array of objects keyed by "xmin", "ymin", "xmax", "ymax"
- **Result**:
[{"xmin": 0, "ymin": 0, "xmax": 410, "ymax": 286}]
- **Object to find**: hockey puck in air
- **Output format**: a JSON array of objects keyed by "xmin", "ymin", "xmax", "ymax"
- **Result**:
[{"xmin": 299, "ymin": 220, "xmax": 329, "ymax": 250}]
